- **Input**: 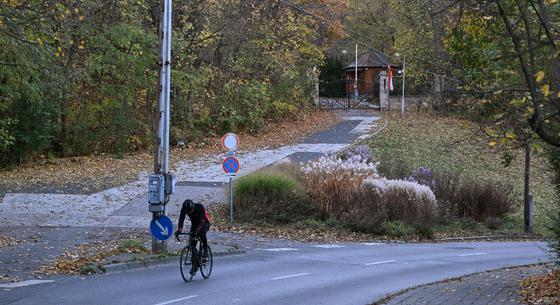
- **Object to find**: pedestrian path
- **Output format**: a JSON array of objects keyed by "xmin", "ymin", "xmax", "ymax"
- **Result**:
[
  {"xmin": 0, "ymin": 111, "xmax": 381, "ymax": 228},
  {"xmin": 376, "ymin": 265, "xmax": 548, "ymax": 305}
]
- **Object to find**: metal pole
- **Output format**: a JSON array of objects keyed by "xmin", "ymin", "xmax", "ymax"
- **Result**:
[
  {"xmin": 401, "ymin": 56, "xmax": 405, "ymax": 116},
  {"xmin": 162, "ymin": 0, "xmax": 172, "ymax": 174},
  {"xmin": 354, "ymin": 43, "xmax": 358, "ymax": 99},
  {"xmin": 229, "ymin": 176, "xmax": 234, "ymax": 223},
  {"xmin": 152, "ymin": 0, "xmax": 172, "ymax": 254},
  {"xmin": 524, "ymin": 141, "xmax": 532, "ymax": 233}
]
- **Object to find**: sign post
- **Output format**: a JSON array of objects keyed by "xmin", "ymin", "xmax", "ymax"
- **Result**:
[{"xmin": 221, "ymin": 133, "xmax": 240, "ymax": 223}]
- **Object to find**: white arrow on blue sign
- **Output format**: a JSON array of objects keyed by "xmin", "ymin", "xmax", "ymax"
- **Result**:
[{"xmin": 150, "ymin": 215, "xmax": 173, "ymax": 241}]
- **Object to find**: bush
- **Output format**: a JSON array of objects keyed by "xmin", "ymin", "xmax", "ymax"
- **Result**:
[
  {"xmin": 484, "ymin": 217, "xmax": 504, "ymax": 230},
  {"xmin": 343, "ymin": 187, "xmax": 386, "ymax": 234},
  {"xmin": 341, "ymin": 177, "xmax": 438, "ymax": 235},
  {"xmin": 435, "ymin": 174, "xmax": 515, "ymax": 222},
  {"xmin": 339, "ymin": 145, "xmax": 375, "ymax": 163},
  {"xmin": 384, "ymin": 221, "xmax": 416, "ymax": 237},
  {"xmin": 364, "ymin": 177, "xmax": 438, "ymax": 228},
  {"xmin": 546, "ymin": 146, "xmax": 560, "ymax": 267},
  {"xmin": 407, "ymin": 167, "xmax": 437, "ymax": 191},
  {"xmin": 550, "ymin": 210, "xmax": 560, "ymax": 267},
  {"xmin": 233, "ymin": 171, "xmax": 317, "ymax": 224},
  {"xmin": 376, "ymin": 154, "xmax": 413, "ymax": 180},
  {"xmin": 270, "ymin": 160, "xmax": 306, "ymax": 186}
]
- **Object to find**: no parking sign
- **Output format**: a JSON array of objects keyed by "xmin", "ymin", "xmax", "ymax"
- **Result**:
[{"xmin": 223, "ymin": 156, "xmax": 240, "ymax": 175}]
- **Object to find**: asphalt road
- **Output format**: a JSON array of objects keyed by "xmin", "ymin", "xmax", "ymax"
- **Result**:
[{"xmin": 0, "ymin": 241, "xmax": 549, "ymax": 305}]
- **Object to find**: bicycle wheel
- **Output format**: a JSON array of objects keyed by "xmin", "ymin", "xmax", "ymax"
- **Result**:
[
  {"xmin": 180, "ymin": 246, "xmax": 194, "ymax": 282},
  {"xmin": 200, "ymin": 245, "xmax": 213, "ymax": 279}
]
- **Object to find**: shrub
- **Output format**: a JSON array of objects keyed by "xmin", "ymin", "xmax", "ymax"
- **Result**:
[
  {"xmin": 343, "ymin": 187, "xmax": 386, "ymax": 234},
  {"xmin": 546, "ymin": 146, "xmax": 560, "ymax": 267},
  {"xmin": 376, "ymin": 154, "xmax": 413, "ymax": 180},
  {"xmin": 233, "ymin": 171, "xmax": 316, "ymax": 224},
  {"xmin": 339, "ymin": 145, "xmax": 375, "ymax": 163},
  {"xmin": 363, "ymin": 177, "xmax": 438, "ymax": 227},
  {"xmin": 302, "ymin": 155, "xmax": 379, "ymax": 217},
  {"xmin": 384, "ymin": 221, "xmax": 416, "ymax": 237},
  {"xmin": 435, "ymin": 174, "xmax": 515, "ymax": 222},
  {"xmin": 550, "ymin": 210, "xmax": 560, "ymax": 267},
  {"xmin": 342, "ymin": 177, "xmax": 438, "ymax": 235},
  {"xmin": 407, "ymin": 167, "xmax": 437, "ymax": 191},
  {"xmin": 270, "ymin": 160, "xmax": 306, "ymax": 186},
  {"xmin": 484, "ymin": 217, "xmax": 504, "ymax": 230}
]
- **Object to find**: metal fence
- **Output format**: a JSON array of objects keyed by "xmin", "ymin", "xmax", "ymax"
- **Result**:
[{"xmin": 317, "ymin": 79, "xmax": 380, "ymax": 109}]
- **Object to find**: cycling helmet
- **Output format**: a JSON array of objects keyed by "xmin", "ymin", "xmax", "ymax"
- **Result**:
[{"xmin": 183, "ymin": 199, "xmax": 195, "ymax": 213}]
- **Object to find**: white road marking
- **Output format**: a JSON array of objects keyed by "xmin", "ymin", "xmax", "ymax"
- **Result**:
[
  {"xmin": 256, "ymin": 248, "xmax": 299, "ymax": 252},
  {"xmin": 0, "ymin": 280, "xmax": 55, "ymax": 288},
  {"xmin": 271, "ymin": 273, "xmax": 310, "ymax": 281},
  {"xmin": 313, "ymin": 244, "xmax": 345, "ymax": 249},
  {"xmin": 361, "ymin": 242, "xmax": 384, "ymax": 246},
  {"xmin": 458, "ymin": 252, "xmax": 488, "ymax": 257},
  {"xmin": 365, "ymin": 260, "xmax": 397, "ymax": 266},
  {"xmin": 153, "ymin": 295, "xmax": 199, "ymax": 305}
]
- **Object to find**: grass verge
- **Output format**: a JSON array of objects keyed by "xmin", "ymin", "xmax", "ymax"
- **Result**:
[{"xmin": 367, "ymin": 112, "xmax": 558, "ymax": 235}]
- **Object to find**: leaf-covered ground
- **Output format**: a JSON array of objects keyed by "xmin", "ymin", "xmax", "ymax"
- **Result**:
[
  {"xmin": 367, "ymin": 112, "xmax": 558, "ymax": 234},
  {"xmin": 0, "ymin": 109, "xmax": 337, "ymax": 198},
  {"xmin": 520, "ymin": 270, "xmax": 560, "ymax": 305},
  {"xmin": 37, "ymin": 236, "xmax": 149, "ymax": 276}
]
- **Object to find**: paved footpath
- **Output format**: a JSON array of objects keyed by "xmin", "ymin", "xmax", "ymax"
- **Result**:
[
  {"xmin": 376, "ymin": 265, "xmax": 549, "ymax": 305},
  {"xmin": 0, "ymin": 110, "xmax": 381, "ymax": 229}
]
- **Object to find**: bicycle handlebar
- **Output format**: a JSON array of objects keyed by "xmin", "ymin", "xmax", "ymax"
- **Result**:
[{"xmin": 175, "ymin": 232, "xmax": 200, "ymax": 242}]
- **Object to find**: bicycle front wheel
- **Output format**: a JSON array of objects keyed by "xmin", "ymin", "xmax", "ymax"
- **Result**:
[
  {"xmin": 180, "ymin": 246, "xmax": 194, "ymax": 282},
  {"xmin": 200, "ymin": 245, "xmax": 213, "ymax": 279}
]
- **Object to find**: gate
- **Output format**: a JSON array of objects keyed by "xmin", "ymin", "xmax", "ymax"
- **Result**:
[{"xmin": 317, "ymin": 78, "xmax": 380, "ymax": 109}]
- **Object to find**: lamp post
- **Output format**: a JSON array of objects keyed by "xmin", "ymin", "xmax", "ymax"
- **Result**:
[
  {"xmin": 395, "ymin": 53, "xmax": 406, "ymax": 116},
  {"xmin": 342, "ymin": 49, "xmax": 348, "ymax": 97},
  {"xmin": 354, "ymin": 44, "xmax": 358, "ymax": 100}
]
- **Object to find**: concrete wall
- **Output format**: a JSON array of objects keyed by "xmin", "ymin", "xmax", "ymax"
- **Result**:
[{"xmin": 387, "ymin": 96, "xmax": 432, "ymax": 112}]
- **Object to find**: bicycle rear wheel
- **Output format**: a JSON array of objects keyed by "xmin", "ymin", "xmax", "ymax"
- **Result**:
[
  {"xmin": 200, "ymin": 245, "xmax": 213, "ymax": 279},
  {"xmin": 180, "ymin": 246, "xmax": 194, "ymax": 282}
]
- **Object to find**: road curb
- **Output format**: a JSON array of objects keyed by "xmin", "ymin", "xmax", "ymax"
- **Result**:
[
  {"xmin": 90, "ymin": 248, "xmax": 246, "ymax": 274},
  {"xmin": 434, "ymin": 233, "xmax": 543, "ymax": 242}
]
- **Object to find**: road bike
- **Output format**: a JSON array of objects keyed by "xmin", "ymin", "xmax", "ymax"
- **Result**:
[{"xmin": 176, "ymin": 232, "xmax": 213, "ymax": 282}]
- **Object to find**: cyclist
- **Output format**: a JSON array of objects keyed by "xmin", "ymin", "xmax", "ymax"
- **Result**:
[{"xmin": 175, "ymin": 199, "xmax": 211, "ymax": 264}]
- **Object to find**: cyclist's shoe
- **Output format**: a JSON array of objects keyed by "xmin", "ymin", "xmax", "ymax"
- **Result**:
[{"xmin": 189, "ymin": 268, "xmax": 197, "ymax": 276}]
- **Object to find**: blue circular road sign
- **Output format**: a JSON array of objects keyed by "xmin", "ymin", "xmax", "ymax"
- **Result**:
[
  {"xmin": 150, "ymin": 215, "xmax": 174, "ymax": 241},
  {"xmin": 222, "ymin": 157, "xmax": 240, "ymax": 174}
]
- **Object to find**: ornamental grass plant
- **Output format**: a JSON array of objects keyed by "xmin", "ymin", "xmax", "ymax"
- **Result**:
[
  {"xmin": 233, "ymin": 170, "xmax": 317, "ymax": 224},
  {"xmin": 302, "ymin": 155, "xmax": 379, "ymax": 217}
]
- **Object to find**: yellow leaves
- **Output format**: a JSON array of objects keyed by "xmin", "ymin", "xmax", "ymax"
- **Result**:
[
  {"xmin": 544, "ymin": 0, "xmax": 557, "ymax": 5},
  {"xmin": 535, "ymin": 71, "xmax": 545, "ymax": 82},
  {"xmin": 488, "ymin": 141, "xmax": 497, "ymax": 148},
  {"xmin": 2, "ymin": 0, "xmax": 21, "ymax": 6},
  {"xmin": 54, "ymin": 46, "xmax": 64, "ymax": 58},
  {"xmin": 505, "ymin": 131, "xmax": 516, "ymax": 140},
  {"xmin": 79, "ymin": 16, "xmax": 85, "ymax": 22},
  {"xmin": 510, "ymin": 97, "xmax": 526, "ymax": 107},
  {"xmin": 78, "ymin": 40, "xmax": 86, "ymax": 50},
  {"xmin": 542, "ymin": 84, "xmax": 550, "ymax": 97},
  {"xmin": 36, "ymin": 38, "xmax": 43, "ymax": 47}
]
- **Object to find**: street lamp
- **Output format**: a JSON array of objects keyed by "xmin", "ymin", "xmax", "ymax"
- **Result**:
[{"xmin": 395, "ymin": 53, "xmax": 406, "ymax": 116}]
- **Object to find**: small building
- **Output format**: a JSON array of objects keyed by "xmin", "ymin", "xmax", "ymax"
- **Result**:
[{"xmin": 343, "ymin": 49, "xmax": 398, "ymax": 96}]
